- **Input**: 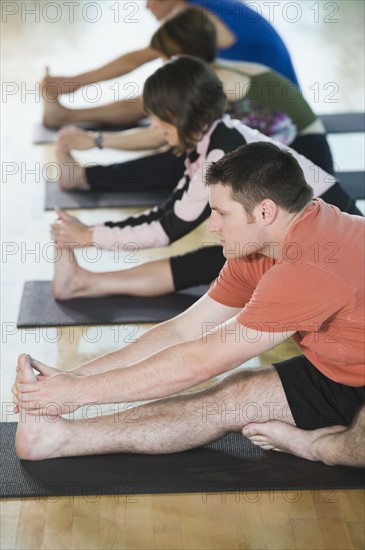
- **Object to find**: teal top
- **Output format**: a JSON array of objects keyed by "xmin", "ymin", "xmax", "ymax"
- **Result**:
[{"xmin": 225, "ymin": 66, "xmax": 319, "ymax": 144}]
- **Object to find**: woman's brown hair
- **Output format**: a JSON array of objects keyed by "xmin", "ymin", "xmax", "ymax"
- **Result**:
[
  {"xmin": 143, "ymin": 55, "xmax": 226, "ymax": 153},
  {"xmin": 150, "ymin": 6, "xmax": 217, "ymax": 63}
]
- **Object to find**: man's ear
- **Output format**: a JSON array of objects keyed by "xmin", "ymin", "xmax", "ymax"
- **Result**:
[{"xmin": 259, "ymin": 199, "xmax": 277, "ymax": 224}]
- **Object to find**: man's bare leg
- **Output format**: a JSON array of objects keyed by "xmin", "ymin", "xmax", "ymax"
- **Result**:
[
  {"xmin": 242, "ymin": 410, "xmax": 365, "ymax": 467},
  {"xmin": 52, "ymin": 247, "xmax": 175, "ymax": 299},
  {"xmin": 15, "ymin": 355, "xmax": 295, "ymax": 461}
]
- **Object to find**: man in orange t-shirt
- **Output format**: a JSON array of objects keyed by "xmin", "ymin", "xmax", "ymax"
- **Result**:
[
  {"xmin": 205, "ymin": 142, "xmax": 364, "ymax": 465},
  {"xmin": 14, "ymin": 142, "xmax": 364, "ymax": 467}
]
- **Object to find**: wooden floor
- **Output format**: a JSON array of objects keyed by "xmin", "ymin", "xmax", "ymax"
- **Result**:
[{"xmin": 1, "ymin": 1, "xmax": 364, "ymax": 548}]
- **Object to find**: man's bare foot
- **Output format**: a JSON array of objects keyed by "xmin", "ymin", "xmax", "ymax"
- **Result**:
[
  {"xmin": 242, "ymin": 421, "xmax": 346, "ymax": 462},
  {"xmin": 15, "ymin": 354, "xmax": 70, "ymax": 461},
  {"xmin": 52, "ymin": 246, "xmax": 92, "ymax": 300},
  {"xmin": 56, "ymin": 143, "xmax": 89, "ymax": 191}
]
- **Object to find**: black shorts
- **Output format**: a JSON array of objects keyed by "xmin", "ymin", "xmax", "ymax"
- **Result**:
[{"xmin": 274, "ymin": 355, "xmax": 365, "ymax": 430}]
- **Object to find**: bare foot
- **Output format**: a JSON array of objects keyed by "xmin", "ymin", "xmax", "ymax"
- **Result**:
[
  {"xmin": 41, "ymin": 76, "xmax": 72, "ymax": 128},
  {"xmin": 41, "ymin": 67, "xmax": 82, "ymax": 96},
  {"xmin": 52, "ymin": 246, "xmax": 91, "ymax": 300},
  {"xmin": 242, "ymin": 421, "xmax": 346, "ymax": 462},
  {"xmin": 56, "ymin": 143, "xmax": 88, "ymax": 190},
  {"xmin": 15, "ymin": 354, "xmax": 70, "ymax": 461}
]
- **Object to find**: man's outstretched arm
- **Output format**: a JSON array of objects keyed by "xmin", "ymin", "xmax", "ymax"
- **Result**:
[
  {"xmin": 72, "ymin": 294, "xmax": 241, "ymax": 376},
  {"xmin": 80, "ymin": 319, "xmax": 294, "ymax": 404},
  {"xmin": 14, "ymin": 295, "xmax": 238, "ymax": 413},
  {"xmin": 17, "ymin": 296, "xmax": 294, "ymax": 410}
]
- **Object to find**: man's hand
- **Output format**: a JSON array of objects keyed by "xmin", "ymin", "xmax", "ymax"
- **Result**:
[
  {"xmin": 17, "ymin": 371, "xmax": 83, "ymax": 416},
  {"xmin": 50, "ymin": 207, "xmax": 93, "ymax": 247},
  {"xmin": 13, "ymin": 356, "xmax": 63, "ymax": 413},
  {"xmin": 57, "ymin": 126, "xmax": 95, "ymax": 152}
]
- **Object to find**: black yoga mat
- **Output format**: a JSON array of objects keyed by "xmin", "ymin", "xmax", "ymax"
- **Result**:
[
  {"xmin": 17, "ymin": 281, "xmax": 208, "ymax": 327},
  {"xmin": 33, "ymin": 118, "xmax": 150, "ymax": 145},
  {"xmin": 1, "ymin": 423, "xmax": 363, "ymax": 499},
  {"xmin": 336, "ymin": 171, "xmax": 365, "ymax": 200},
  {"xmin": 45, "ymin": 179, "xmax": 170, "ymax": 209},
  {"xmin": 320, "ymin": 112, "xmax": 365, "ymax": 134}
]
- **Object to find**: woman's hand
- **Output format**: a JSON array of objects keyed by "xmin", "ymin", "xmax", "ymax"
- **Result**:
[
  {"xmin": 50, "ymin": 208, "xmax": 93, "ymax": 248},
  {"xmin": 57, "ymin": 126, "xmax": 96, "ymax": 152}
]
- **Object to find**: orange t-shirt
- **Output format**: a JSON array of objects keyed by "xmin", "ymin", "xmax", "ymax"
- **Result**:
[{"xmin": 208, "ymin": 199, "xmax": 365, "ymax": 386}]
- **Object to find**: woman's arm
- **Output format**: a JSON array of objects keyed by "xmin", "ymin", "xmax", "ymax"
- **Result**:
[
  {"xmin": 43, "ymin": 47, "xmax": 159, "ymax": 94},
  {"xmin": 91, "ymin": 147, "xmax": 224, "ymax": 249},
  {"xmin": 57, "ymin": 125, "xmax": 167, "ymax": 152}
]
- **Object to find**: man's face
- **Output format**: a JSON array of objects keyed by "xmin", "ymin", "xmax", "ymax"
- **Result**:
[
  {"xmin": 208, "ymin": 183, "xmax": 266, "ymax": 259},
  {"xmin": 146, "ymin": 0, "xmax": 184, "ymax": 21}
]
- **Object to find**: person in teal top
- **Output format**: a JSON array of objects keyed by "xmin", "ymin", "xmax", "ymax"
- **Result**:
[{"xmin": 214, "ymin": 61, "xmax": 325, "ymax": 169}]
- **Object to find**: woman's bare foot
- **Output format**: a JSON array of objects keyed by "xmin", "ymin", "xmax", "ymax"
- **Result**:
[
  {"xmin": 41, "ymin": 74, "xmax": 73, "ymax": 128},
  {"xmin": 242, "ymin": 421, "xmax": 347, "ymax": 462},
  {"xmin": 41, "ymin": 67, "xmax": 82, "ymax": 96},
  {"xmin": 15, "ymin": 354, "xmax": 70, "ymax": 461},
  {"xmin": 55, "ymin": 142, "xmax": 89, "ymax": 190},
  {"xmin": 52, "ymin": 246, "xmax": 92, "ymax": 300}
]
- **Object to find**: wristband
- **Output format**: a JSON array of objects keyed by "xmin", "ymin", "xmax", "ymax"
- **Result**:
[{"xmin": 94, "ymin": 132, "xmax": 103, "ymax": 149}]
